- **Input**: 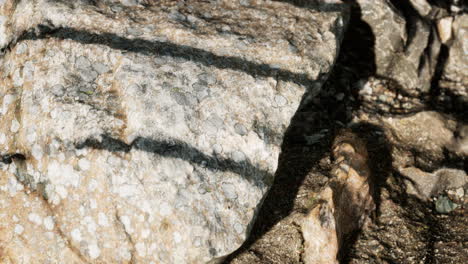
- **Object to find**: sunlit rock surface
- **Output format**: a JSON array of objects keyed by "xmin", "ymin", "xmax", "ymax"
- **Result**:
[{"xmin": 0, "ymin": 0, "xmax": 347, "ymax": 263}]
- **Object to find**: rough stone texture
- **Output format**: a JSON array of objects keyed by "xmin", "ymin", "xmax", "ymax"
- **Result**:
[
  {"xmin": 384, "ymin": 112, "xmax": 456, "ymax": 165},
  {"xmin": 227, "ymin": 0, "xmax": 466, "ymax": 262},
  {"xmin": 0, "ymin": 0, "xmax": 347, "ymax": 263},
  {"xmin": 439, "ymin": 14, "xmax": 468, "ymax": 100},
  {"xmin": 399, "ymin": 167, "xmax": 467, "ymax": 200},
  {"xmin": 356, "ymin": 0, "xmax": 440, "ymax": 95}
]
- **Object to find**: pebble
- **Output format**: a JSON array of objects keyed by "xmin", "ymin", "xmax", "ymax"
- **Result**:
[
  {"xmin": 10, "ymin": 119, "xmax": 20, "ymax": 133},
  {"xmin": 222, "ymin": 182, "xmax": 238, "ymax": 199},
  {"xmin": 231, "ymin": 150, "xmax": 246, "ymax": 163},
  {"xmin": 14, "ymin": 224, "xmax": 24, "ymax": 234},
  {"xmin": 198, "ymin": 73, "xmax": 217, "ymax": 85},
  {"xmin": 234, "ymin": 123, "xmax": 248, "ymax": 136},
  {"xmin": 435, "ymin": 196, "xmax": 458, "ymax": 214},
  {"xmin": 274, "ymin": 95, "xmax": 288, "ymax": 107},
  {"xmin": 51, "ymin": 84, "xmax": 65, "ymax": 97},
  {"xmin": 16, "ymin": 43, "xmax": 28, "ymax": 55},
  {"xmin": 234, "ymin": 222, "xmax": 244, "ymax": 234}
]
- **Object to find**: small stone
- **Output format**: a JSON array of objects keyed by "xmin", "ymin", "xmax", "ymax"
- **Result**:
[
  {"xmin": 16, "ymin": 43, "xmax": 28, "ymax": 54},
  {"xmin": 171, "ymin": 90, "xmax": 197, "ymax": 106},
  {"xmin": 231, "ymin": 151, "xmax": 246, "ymax": 163},
  {"xmin": 358, "ymin": 81, "xmax": 372, "ymax": 95},
  {"xmin": 127, "ymin": 28, "xmax": 143, "ymax": 36},
  {"xmin": 28, "ymin": 213, "xmax": 42, "ymax": 225},
  {"xmin": 27, "ymin": 131, "xmax": 36, "ymax": 143},
  {"xmin": 78, "ymin": 158, "xmax": 91, "ymax": 171},
  {"xmin": 51, "ymin": 84, "xmax": 65, "ymax": 97},
  {"xmin": 14, "ymin": 224, "xmax": 24, "ymax": 234},
  {"xmin": 13, "ymin": 68, "xmax": 23, "ymax": 87},
  {"xmin": 274, "ymin": 95, "xmax": 288, "ymax": 107},
  {"xmin": 10, "ymin": 119, "xmax": 20, "ymax": 133},
  {"xmin": 234, "ymin": 123, "xmax": 248, "ymax": 136},
  {"xmin": 222, "ymin": 182, "xmax": 238, "ymax": 199},
  {"xmin": 93, "ymin": 63, "xmax": 110, "ymax": 74},
  {"xmin": 79, "ymin": 68, "xmax": 98, "ymax": 82},
  {"xmin": 88, "ymin": 243, "xmax": 101, "ymax": 259},
  {"xmin": 76, "ymin": 56, "xmax": 91, "ymax": 69},
  {"xmin": 437, "ymin": 17, "xmax": 453, "ymax": 44},
  {"xmin": 23, "ymin": 61, "xmax": 35, "ymax": 80},
  {"xmin": 135, "ymin": 242, "xmax": 146, "ymax": 257},
  {"xmin": 435, "ymin": 196, "xmax": 458, "ymax": 214},
  {"xmin": 43, "ymin": 216, "xmax": 55, "ymax": 231},
  {"xmin": 98, "ymin": 212, "xmax": 109, "ymax": 227},
  {"xmin": 159, "ymin": 202, "xmax": 172, "ymax": 216},
  {"xmin": 234, "ymin": 222, "xmax": 244, "ymax": 234},
  {"xmin": 71, "ymin": 228, "xmax": 82, "ymax": 241},
  {"xmin": 336, "ymin": 93, "xmax": 345, "ymax": 101},
  {"xmin": 198, "ymin": 73, "xmax": 217, "ymax": 85},
  {"xmin": 32, "ymin": 144, "xmax": 43, "ymax": 160},
  {"xmin": 213, "ymin": 144, "xmax": 223, "ymax": 154},
  {"xmin": 193, "ymin": 236, "xmax": 202, "ymax": 247},
  {"xmin": 173, "ymin": 232, "xmax": 182, "ymax": 243},
  {"xmin": 0, "ymin": 133, "xmax": 5, "ymax": 145}
]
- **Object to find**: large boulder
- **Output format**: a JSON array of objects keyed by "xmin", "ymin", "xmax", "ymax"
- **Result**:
[{"xmin": 0, "ymin": 0, "xmax": 347, "ymax": 263}]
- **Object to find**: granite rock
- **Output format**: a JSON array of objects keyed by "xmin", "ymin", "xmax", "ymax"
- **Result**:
[{"xmin": 0, "ymin": 0, "xmax": 347, "ymax": 263}]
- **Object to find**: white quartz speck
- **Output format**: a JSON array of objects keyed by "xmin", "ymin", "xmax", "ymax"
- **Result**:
[
  {"xmin": 71, "ymin": 228, "xmax": 82, "ymax": 241},
  {"xmin": 31, "ymin": 144, "xmax": 43, "ymax": 160},
  {"xmin": 231, "ymin": 150, "xmax": 246, "ymax": 162},
  {"xmin": 0, "ymin": 133, "xmax": 5, "ymax": 145},
  {"xmin": 78, "ymin": 158, "xmax": 90, "ymax": 171},
  {"xmin": 55, "ymin": 185, "xmax": 68, "ymax": 199},
  {"xmin": 43, "ymin": 216, "xmax": 55, "ymax": 230},
  {"xmin": 234, "ymin": 222, "xmax": 244, "ymax": 234},
  {"xmin": 26, "ymin": 131, "xmax": 36, "ymax": 143},
  {"xmin": 88, "ymin": 243, "xmax": 101, "ymax": 259},
  {"xmin": 28, "ymin": 213, "xmax": 42, "ymax": 225},
  {"xmin": 173, "ymin": 232, "xmax": 182, "ymax": 243},
  {"xmin": 90, "ymin": 198, "xmax": 97, "ymax": 209},
  {"xmin": 98, "ymin": 212, "xmax": 109, "ymax": 227},
  {"xmin": 141, "ymin": 229, "xmax": 150, "ymax": 239},
  {"xmin": 14, "ymin": 224, "xmax": 24, "ymax": 234},
  {"xmin": 84, "ymin": 216, "xmax": 97, "ymax": 233},
  {"xmin": 159, "ymin": 202, "xmax": 172, "ymax": 216},
  {"xmin": 88, "ymin": 179, "xmax": 98, "ymax": 192},
  {"xmin": 135, "ymin": 242, "xmax": 146, "ymax": 257},
  {"xmin": 10, "ymin": 119, "xmax": 20, "ymax": 133}
]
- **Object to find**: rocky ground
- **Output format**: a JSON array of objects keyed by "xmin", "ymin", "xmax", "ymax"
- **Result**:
[
  {"xmin": 0, "ymin": 0, "xmax": 466, "ymax": 263},
  {"xmin": 227, "ymin": 0, "xmax": 467, "ymax": 263}
]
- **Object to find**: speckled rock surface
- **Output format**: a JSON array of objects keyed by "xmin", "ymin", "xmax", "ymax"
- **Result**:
[{"xmin": 0, "ymin": 0, "xmax": 347, "ymax": 263}]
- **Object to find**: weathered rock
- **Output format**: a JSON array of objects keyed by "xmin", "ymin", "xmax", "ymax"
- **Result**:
[
  {"xmin": 379, "ymin": 111, "xmax": 456, "ymax": 167},
  {"xmin": 409, "ymin": 0, "xmax": 432, "ymax": 17},
  {"xmin": 436, "ymin": 16, "xmax": 453, "ymax": 44},
  {"xmin": 0, "ymin": 0, "xmax": 347, "ymax": 263},
  {"xmin": 439, "ymin": 14, "xmax": 468, "ymax": 100},
  {"xmin": 356, "ymin": 0, "xmax": 440, "ymax": 95},
  {"xmin": 399, "ymin": 167, "xmax": 467, "ymax": 200}
]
